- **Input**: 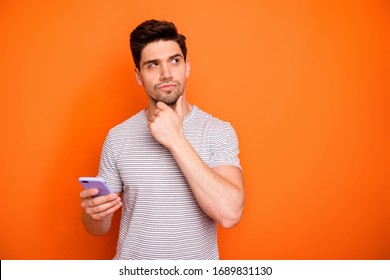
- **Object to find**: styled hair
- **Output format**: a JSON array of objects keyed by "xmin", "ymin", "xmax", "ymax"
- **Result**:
[{"xmin": 130, "ymin": 19, "xmax": 187, "ymax": 70}]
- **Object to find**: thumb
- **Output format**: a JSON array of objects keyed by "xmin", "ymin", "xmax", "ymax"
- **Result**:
[{"xmin": 175, "ymin": 95, "xmax": 183, "ymax": 120}]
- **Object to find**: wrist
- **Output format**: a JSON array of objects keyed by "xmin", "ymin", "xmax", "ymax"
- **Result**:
[{"xmin": 168, "ymin": 134, "xmax": 188, "ymax": 154}]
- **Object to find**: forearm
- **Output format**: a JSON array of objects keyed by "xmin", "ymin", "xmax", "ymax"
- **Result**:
[
  {"xmin": 81, "ymin": 209, "xmax": 113, "ymax": 236},
  {"xmin": 169, "ymin": 136, "xmax": 244, "ymax": 228},
  {"xmin": 80, "ymin": 190, "xmax": 122, "ymax": 236},
  {"xmin": 147, "ymin": 99, "xmax": 244, "ymax": 227}
]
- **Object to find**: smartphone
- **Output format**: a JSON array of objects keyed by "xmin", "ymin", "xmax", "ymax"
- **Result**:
[{"xmin": 78, "ymin": 177, "xmax": 112, "ymax": 197}]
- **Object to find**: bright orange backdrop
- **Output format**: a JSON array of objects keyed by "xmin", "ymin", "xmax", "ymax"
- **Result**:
[{"xmin": 0, "ymin": 0, "xmax": 389, "ymax": 259}]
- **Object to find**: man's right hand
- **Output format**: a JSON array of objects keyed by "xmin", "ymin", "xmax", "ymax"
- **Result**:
[{"xmin": 80, "ymin": 188, "xmax": 122, "ymax": 221}]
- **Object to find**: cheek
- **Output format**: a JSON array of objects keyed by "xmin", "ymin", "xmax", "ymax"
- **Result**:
[
  {"xmin": 146, "ymin": 78, "xmax": 157, "ymax": 89},
  {"xmin": 140, "ymin": 75, "xmax": 155, "ymax": 88},
  {"xmin": 185, "ymin": 63, "xmax": 190, "ymax": 78}
]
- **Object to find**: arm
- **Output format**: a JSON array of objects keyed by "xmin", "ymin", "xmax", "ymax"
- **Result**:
[
  {"xmin": 80, "ymin": 188, "xmax": 122, "ymax": 236},
  {"xmin": 148, "ymin": 97, "xmax": 244, "ymax": 228},
  {"xmin": 169, "ymin": 138, "xmax": 244, "ymax": 228}
]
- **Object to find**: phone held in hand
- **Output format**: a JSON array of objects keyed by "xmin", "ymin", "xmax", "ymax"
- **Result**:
[{"xmin": 78, "ymin": 177, "xmax": 112, "ymax": 197}]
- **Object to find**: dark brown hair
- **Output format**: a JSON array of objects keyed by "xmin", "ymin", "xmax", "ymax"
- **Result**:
[{"xmin": 130, "ymin": 19, "xmax": 187, "ymax": 70}]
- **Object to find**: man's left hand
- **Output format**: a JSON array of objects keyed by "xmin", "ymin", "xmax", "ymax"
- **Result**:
[{"xmin": 148, "ymin": 95, "xmax": 185, "ymax": 149}]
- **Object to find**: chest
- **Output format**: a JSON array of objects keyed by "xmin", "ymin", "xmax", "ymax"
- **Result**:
[{"xmin": 115, "ymin": 130, "xmax": 210, "ymax": 190}]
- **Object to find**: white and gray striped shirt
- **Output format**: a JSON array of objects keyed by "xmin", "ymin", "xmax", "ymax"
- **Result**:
[{"xmin": 98, "ymin": 105, "xmax": 241, "ymax": 259}]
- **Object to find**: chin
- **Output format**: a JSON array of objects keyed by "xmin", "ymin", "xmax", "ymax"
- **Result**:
[
  {"xmin": 160, "ymin": 93, "xmax": 182, "ymax": 105},
  {"xmin": 164, "ymin": 99, "xmax": 178, "ymax": 106}
]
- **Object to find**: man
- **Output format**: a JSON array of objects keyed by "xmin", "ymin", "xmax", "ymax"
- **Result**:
[{"xmin": 80, "ymin": 19, "xmax": 244, "ymax": 260}]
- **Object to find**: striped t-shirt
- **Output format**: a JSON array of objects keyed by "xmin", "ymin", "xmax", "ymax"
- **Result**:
[{"xmin": 98, "ymin": 105, "xmax": 241, "ymax": 260}]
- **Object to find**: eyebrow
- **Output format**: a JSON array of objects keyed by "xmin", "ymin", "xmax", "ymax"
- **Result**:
[{"xmin": 142, "ymin": 53, "xmax": 183, "ymax": 67}]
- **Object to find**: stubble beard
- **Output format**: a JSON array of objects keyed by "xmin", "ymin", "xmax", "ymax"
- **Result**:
[{"xmin": 148, "ymin": 82, "xmax": 184, "ymax": 105}]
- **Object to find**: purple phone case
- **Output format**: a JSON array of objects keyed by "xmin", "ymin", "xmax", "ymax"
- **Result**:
[{"xmin": 78, "ymin": 177, "xmax": 112, "ymax": 196}]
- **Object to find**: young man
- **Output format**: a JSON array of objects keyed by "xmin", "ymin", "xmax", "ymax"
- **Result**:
[{"xmin": 80, "ymin": 19, "xmax": 244, "ymax": 260}]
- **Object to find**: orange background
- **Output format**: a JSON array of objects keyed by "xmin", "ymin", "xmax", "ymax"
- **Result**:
[{"xmin": 1, "ymin": 0, "xmax": 389, "ymax": 259}]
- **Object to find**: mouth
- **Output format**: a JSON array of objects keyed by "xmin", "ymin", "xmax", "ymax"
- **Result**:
[{"xmin": 157, "ymin": 83, "xmax": 178, "ymax": 91}]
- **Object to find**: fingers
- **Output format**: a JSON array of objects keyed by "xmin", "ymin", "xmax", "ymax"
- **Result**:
[
  {"xmin": 80, "ymin": 188, "xmax": 99, "ymax": 199},
  {"xmin": 155, "ymin": 97, "xmax": 183, "ymax": 117},
  {"xmin": 151, "ymin": 97, "xmax": 182, "ymax": 122},
  {"xmin": 148, "ymin": 98, "xmax": 184, "ymax": 149},
  {"xmin": 148, "ymin": 108, "xmax": 162, "ymax": 123},
  {"xmin": 156, "ymin": 101, "xmax": 168, "ymax": 110},
  {"xmin": 88, "ymin": 199, "xmax": 122, "ymax": 220},
  {"xmin": 175, "ymin": 95, "xmax": 183, "ymax": 120},
  {"xmin": 80, "ymin": 191, "xmax": 122, "ymax": 220}
]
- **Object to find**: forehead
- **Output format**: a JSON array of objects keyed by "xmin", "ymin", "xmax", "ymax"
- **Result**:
[{"xmin": 140, "ymin": 40, "xmax": 183, "ymax": 62}]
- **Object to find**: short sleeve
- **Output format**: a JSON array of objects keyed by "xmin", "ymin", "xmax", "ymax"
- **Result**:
[
  {"xmin": 97, "ymin": 133, "xmax": 123, "ymax": 193},
  {"xmin": 208, "ymin": 122, "xmax": 242, "ymax": 170}
]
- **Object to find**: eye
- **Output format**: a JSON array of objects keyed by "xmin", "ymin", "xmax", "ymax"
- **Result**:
[
  {"xmin": 171, "ymin": 58, "xmax": 180, "ymax": 64},
  {"xmin": 148, "ymin": 62, "xmax": 158, "ymax": 68}
]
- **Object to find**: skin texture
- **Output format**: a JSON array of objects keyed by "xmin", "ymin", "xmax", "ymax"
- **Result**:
[{"xmin": 80, "ymin": 40, "xmax": 244, "ymax": 235}]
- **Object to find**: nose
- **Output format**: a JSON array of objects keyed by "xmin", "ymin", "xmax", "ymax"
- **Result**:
[{"xmin": 160, "ymin": 63, "xmax": 172, "ymax": 80}]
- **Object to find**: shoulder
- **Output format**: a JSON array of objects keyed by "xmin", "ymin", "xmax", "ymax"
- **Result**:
[
  {"xmin": 193, "ymin": 106, "xmax": 237, "ymax": 135},
  {"xmin": 103, "ymin": 110, "xmax": 146, "ymax": 150},
  {"xmin": 108, "ymin": 110, "xmax": 146, "ymax": 136}
]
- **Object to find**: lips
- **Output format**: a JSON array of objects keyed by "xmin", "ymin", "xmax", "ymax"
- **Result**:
[{"xmin": 157, "ymin": 82, "xmax": 178, "ymax": 90}]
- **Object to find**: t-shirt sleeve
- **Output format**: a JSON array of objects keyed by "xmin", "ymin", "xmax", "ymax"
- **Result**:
[
  {"xmin": 208, "ymin": 122, "xmax": 242, "ymax": 171},
  {"xmin": 97, "ymin": 132, "xmax": 123, "ymax": 193}
]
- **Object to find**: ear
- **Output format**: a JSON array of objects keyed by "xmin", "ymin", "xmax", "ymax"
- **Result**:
[
  {"xmin": 185, "ymin": 59, "xmax": 190, "ymax": 78},
  {"xmin": 134, "ymin": 67, "xmax": 143, "ymax": 86}
]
